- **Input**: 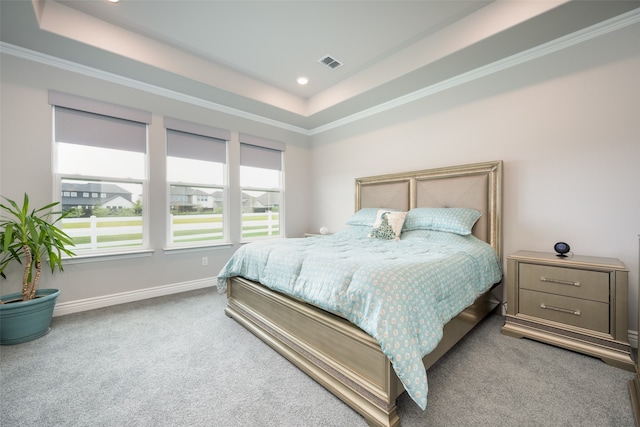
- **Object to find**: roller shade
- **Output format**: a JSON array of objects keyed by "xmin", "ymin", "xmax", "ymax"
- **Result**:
[
  {"xmin": 50, "ymin": 91, "xmax": 150, "ymax": 154},
  {"xmin": 49, "ymin": 90, "xmax": 151, "ymax": 124},
  {"xmin": 165, "ymin": 117, "xmax": 228, "ymax": 163},
  {"xmin": 164, "ymin": 117, "xmax": 230, "ymax": 141},
  {"xmin": 167, "ymin": 129, "xmax": 226, "ymax": 163},
  {"xmin": 54, "ymin": 107, "xmax": 147, "ymax": 153},
  {"xmin": 239, "ymin": 134, "xmax": 285, "ymax": 171},
  {"xmin": 240, "ymin": 144, "xmax": 282, "ymax": 171}
]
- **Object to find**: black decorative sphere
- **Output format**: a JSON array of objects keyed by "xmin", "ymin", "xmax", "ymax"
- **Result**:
[{"xmin": 554, "ymin": 242, "xmax": 570, "ymax": 257}]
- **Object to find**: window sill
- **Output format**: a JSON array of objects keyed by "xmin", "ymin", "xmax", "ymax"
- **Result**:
[
  {"xmin": 62, "ymin": 249, "xmax": 154, "ymax": 265},
  {"xmin": 239, "ymin": 237, "xmax": 285, "ymax": 245},
  {"xmin": 163, "ymin": 243, "xmax": 233, "ymax": 255}
]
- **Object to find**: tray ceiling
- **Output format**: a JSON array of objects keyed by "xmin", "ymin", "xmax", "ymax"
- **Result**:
[{"xmin": 1, "ymin": 0, "xmax": 639, "ymax": 133}]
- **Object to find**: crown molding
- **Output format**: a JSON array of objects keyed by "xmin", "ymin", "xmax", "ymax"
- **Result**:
[
  {"xmin": 0, "ymin": 41, "xmax": 312, "ymax": 136},
  {"xmin": 1, "ymin": 7, "xmax": 638, "ymax": 136},
  {"xmin": 309, "ymin": 7, "xmax": 640, "ymax": 135}
]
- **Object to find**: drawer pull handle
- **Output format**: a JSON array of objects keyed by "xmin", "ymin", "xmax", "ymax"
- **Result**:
[
  {"xmin": 540, "ymin": 303, "xmax": 581, "ymax": 316},
  {"xmin": 540, "ymin": 276, "xmax": 580, "ymax": 287}
]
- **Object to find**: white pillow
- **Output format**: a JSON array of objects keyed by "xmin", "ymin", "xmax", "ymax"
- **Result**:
[{"xmin": 369, "ymin": 209, "xmax": 407, "ymax": 240}]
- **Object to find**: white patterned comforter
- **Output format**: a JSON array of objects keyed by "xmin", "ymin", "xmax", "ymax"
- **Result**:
[{"xmin": 216, "ymin": 226, "xmax": 502, "ymax": 409}]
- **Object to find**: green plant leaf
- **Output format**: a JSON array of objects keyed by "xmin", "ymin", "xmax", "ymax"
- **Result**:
[{"xmin": 0, "ymin": 193, "xmax": 75, "ymax": 298}]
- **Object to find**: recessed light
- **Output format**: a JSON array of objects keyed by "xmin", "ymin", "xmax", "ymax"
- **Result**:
[
  {"xmin": 108, "ymin": 0, "xmax": 122, "ymax": 3},
  {"xmin": 296, "ymin": 76, "xmax": 309, "ymax": 85}
]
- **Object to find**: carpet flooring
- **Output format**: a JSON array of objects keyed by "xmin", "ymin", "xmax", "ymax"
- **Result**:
[{"xmin": 1, "ymin": 287, "xmax": 636, "ymax": 426}]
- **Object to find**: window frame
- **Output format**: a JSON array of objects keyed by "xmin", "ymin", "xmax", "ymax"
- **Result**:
[
  {"xmin": 164, "ymin": 118, "xmax": 230, "ymax": 249},
  {"xmin": 239, "ymin": 135, "xmax": 285, "ymax": 242},
  {"xmin": 50, "ymin": 91, "xmax": 151, "ymax": 258}
]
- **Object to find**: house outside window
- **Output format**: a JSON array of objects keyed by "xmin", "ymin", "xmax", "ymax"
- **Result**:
[
  {"xmin": 239, "ymin": 134, "xmax": 285, "ymax": 240},
  {"xmin": 165, "ymin": 118, "xmax": 229, "ymax": 247},
  {"xmin": 50, "ymin": 91, "xmax": 151, "ymax": 255}
]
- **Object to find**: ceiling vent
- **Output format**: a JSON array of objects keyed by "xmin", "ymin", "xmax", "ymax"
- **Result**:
[{"xmin": 318, "ymin": 55, "xmax": 343, "ymax": 70}]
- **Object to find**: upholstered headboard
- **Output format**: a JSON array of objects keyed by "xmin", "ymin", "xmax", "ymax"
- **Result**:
[{"xmin": 355, "ymin": 160, "xmax": 503, "ymax": 259}]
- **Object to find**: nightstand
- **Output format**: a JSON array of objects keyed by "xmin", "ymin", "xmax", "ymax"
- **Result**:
[{"xmin": 502, "ymin": 250, "xmax": 634, "ymax": 371}]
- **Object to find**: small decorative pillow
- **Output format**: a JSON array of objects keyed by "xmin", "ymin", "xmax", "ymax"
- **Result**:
[
  {"xmin": 402, "ymin": 207, "xmax": 482, "ymax": 235},
  {"xmin": 369, "ymin": 209, "xmax": 407, "ymax": 240}
]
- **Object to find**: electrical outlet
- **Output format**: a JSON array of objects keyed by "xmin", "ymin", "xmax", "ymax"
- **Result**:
[{"xmin": 201, "ymin": 257, "xmax": 208, "ymax": 266}]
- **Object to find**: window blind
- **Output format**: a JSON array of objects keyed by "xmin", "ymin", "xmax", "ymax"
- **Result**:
[
  {"xmin": 239, "ymin": 134, "xmax": 285, "ymax": 171},
  {"xmin": 50, "ymin": 91, "xmax": 150, "ymax": 154},
  {"xmin": 165, "ymin": 117, "xmax": 229, "ymax": 163},
  {"xmin": 164, "ymin": 117, "xmax": 230, "ymax": 141},
  {"xmin": 166, "ymin": 130, "xmax": 226, "ymax": 163},
  {"xmin": 54, "ymin": 107, "xmax": 147, "ymax": 153}
]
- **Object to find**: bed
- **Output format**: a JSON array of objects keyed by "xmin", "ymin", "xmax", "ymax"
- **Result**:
[{"xmin": 218, "ymin": 160, "xmax": 503, "ymax": 427}]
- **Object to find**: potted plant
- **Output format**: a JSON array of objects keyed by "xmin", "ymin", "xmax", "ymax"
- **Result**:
[{"xmin": 0, "ymin": 193, "xmax": 75, "ymax": 345}]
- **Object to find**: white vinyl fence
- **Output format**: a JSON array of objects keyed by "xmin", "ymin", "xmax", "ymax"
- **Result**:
[
  {"xmin": 170, "ymin": 213, "xmax": 223, "ymax": 244},
  {"xmin": 63, "ymin": 212, "xmax": 279, "ymax": 250},
  {"xmin": 63, "ymin": 216, "xmax": 142, "ymax": 250}
]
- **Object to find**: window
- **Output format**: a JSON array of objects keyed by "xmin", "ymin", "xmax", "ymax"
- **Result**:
[
  {"xmin": 165, "ymin": 118, "xmax": 229, "ymax": 247},
  {"xmin": 50, "ymin": 91, "xmax": 151, "ymax": 255},
  {"xmin": 239, "ymin": 134, "xmax": 285, "ymax": 240}
]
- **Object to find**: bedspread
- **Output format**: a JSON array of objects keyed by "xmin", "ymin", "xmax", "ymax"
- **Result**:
[{"xmin": 216, "ymin": 226, "xmax": 502, "ymax": 409}]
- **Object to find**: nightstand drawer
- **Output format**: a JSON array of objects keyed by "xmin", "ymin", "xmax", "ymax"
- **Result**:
[
  {"xmin": 519, "ymin": 263, "xmax": 609, "ymax": 303},
  {"xmin": 519, "ymin": 289, "xmax": 609, "ymax": 333}
]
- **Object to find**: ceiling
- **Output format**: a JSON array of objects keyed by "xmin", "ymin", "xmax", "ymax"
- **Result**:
[
  {"xmin": 1, "ymin": 0, "xmax": 639, "ymax": 133},
  {"xmin": 62, "ymin": 1, "xmax": 493, "ymax": 98}
]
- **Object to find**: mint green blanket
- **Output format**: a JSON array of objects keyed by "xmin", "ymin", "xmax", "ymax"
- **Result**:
[{"xmin": 217, "ymin": 226, "xmax": 502, "ymax": 409}]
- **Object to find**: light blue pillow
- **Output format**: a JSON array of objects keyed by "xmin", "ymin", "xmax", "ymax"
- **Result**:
[
  {"xmin": 345, "ymin": 208, "xmax": 399, "ymax": 227},
  {"xmin": 402, "ymin": 208, "xmax": 482, "ymax": 235}
]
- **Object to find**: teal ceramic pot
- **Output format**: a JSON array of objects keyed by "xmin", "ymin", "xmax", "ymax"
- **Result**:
[{"xmin": 0, "ymin": 289, "xmax": 61, "ymax": 345}]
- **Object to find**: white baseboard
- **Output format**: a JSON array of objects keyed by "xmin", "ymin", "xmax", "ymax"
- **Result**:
[{"xmin": 53, "ymin": 278, "xmax": 216, "ymax": 317}]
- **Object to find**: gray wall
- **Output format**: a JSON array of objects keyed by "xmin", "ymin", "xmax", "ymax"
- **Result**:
[
  {"xmin": 309, "ymin": 22, "xmax": 640, "ymax": 334},
  {"xmin": 0, "ymin": 53, "xmax": 312, "ymax": 306},
  {"xmin": 1, "ymin": 19, "xmax": 638, "ymax": 339}
]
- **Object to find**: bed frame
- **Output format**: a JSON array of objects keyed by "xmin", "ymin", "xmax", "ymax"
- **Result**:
[{"xmin": 224, "ymin": 160, "xmax": 503, "ymax": 427}]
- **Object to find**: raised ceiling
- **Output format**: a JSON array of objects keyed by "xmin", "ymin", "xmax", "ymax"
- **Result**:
[{"xmin": 1, "ymin": 0, "xmax": 639, "ymax": 133}]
